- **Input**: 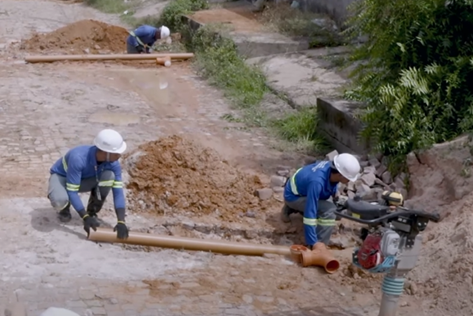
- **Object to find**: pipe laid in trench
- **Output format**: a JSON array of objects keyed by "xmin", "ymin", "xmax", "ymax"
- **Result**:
[
  {"xmin": 88, "ymin": 228, "xmax": 292, "ymax": 256},
  {"xmin": 24, "ymin": 53, "xmax": 195, "ymax": 64}
]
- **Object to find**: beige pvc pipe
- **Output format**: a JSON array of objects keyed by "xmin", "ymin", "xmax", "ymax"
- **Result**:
[
  {"xmin": 88, "ymin": 228, "xmax": 292, "ymax": 256},
  {"xmin": 24, "ymin": 53, "xmax": 195, "ymax": 63}
]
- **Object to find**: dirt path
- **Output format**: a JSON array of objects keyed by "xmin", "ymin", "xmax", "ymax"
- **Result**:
[{"xmin": 0, "ymin": 1, "xmax": 428, "ymax": 316}]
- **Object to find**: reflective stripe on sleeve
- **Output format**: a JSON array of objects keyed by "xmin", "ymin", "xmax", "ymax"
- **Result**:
[
  {"xmin": 289, "ymin": 168, "xmax": 302, "ymax": 196},
  {"xmin": 66, "ymin": 183, "xmax": 79, "ymax": 191},
  {"xmin": 303, "ymin": 217, "xmax": 317, "ymax": 226}
]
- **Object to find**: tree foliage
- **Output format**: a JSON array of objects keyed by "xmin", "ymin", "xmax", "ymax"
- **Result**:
[{"xmin": 344, "ymin": 0, "xmax": 473, "ymax": 161}]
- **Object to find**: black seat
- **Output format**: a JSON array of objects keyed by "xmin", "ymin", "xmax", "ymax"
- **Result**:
[{"xmin": 346, "ymin": 198, "xmax": 390, "ymax": 220}]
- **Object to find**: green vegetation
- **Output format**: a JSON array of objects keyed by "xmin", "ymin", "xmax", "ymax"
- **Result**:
[
  {"xmin": 344, "ymin": 0, "xmax": 473, "ymax": 170},
  {"xmin": 188, "ymin": 24, "xmax": 267, "ymax": 111},
  {"xmin": 270, "ymin": 107, "xmax": 329, "ymax": 152},
  {"xmin": 158, "ymin": 0, "xmax": 209, "ymax": 31}
]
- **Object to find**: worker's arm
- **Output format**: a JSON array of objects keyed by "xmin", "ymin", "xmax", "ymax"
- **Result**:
[
  {"xmin": 110, "ymin": 162, "xmax": 126, "ymax": 222},
  {"xmin": 65, "ymin": 156, "xmax": 85, "ymax": 214},
  {"xmin": 303, "ymin": 182, "xmax": 323, "ymax": 248}
]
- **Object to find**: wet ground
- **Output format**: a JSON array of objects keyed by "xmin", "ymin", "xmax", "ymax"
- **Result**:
[{"xmin": 0, "ymin": 0, "xmax": 427, "ymax": 315}]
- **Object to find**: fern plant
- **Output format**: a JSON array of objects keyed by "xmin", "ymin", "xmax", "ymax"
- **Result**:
[{"xmin": 344, "ymin": 0, "xmax": 473, "ymax": 167}]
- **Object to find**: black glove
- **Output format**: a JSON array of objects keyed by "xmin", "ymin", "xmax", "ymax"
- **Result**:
[
  {"xmin": 135, "ymin": 45, "xmax": 144, "ymax": 54},
  {"xmin": 114, "ymin": 221, "xmax": 129, "ymax": 240},
  {"xmin": 80, "ymin": 212, "xmax": 100, "ymax": 237}
]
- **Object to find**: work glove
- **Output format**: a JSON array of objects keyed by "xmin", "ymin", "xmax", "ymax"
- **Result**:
[
  {"xmin": 114, "ymin": 221, "xmax": 129, "ymax": 240},
  {"xmin": 81, "ymin": 213, "xmax": 100, "ymax": 237},
  {"xmin": 135, "ymin": 45, "xmax": 144, "ymax": 54}
]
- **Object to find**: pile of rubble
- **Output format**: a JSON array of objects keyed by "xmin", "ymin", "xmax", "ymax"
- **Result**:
[{"xmin": 259, "ymin": 150, "xmax": 408, "ymax": 202}]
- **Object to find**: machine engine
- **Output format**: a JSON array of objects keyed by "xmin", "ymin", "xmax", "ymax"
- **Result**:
[{"xmin": 355, "ymin": 228, "xmax": 400, "ymax": 272}]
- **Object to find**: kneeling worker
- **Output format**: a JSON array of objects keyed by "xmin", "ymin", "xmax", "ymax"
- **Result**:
[
  {"xmin": 48, "ymin": 129, "xmax": 129, "ymax": 240},
  {"xmin": 126, "ymin": 25, "xmax": 171, "ymax": 54},
  {"xmin": 281, "ymin": 153, "xmax": 361, "ymax": 249}
]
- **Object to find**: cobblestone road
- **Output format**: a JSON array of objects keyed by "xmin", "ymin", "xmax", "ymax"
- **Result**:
[{"xmin": 0, "ymin": 1, "xmax": 426, "ymax": 316}]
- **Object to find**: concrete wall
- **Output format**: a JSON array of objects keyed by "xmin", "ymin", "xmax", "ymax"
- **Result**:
[{"xmin": 317, "ymin": 98, "xmax": 370, "ymax": 154}]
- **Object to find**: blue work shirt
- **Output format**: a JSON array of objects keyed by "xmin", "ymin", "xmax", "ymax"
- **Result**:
[
  {"xmin": 284, "ymin": 161, "xmax": 338, "ymax": 246},
  {"xmin": 126, "ymin": 25, "xmax": 158, "ymax": 47},
  {"xmin": 50, "ymin": 145, "xmax": 126, "ymax": 213}
]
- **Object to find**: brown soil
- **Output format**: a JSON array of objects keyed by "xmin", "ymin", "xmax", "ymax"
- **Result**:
[
  {"xmin": 125, "ymin": 135, "xmax": 278, "ymax": 221},
  {"xmin": 19, "ymin": 19, "xmax": 129, "ymax": 54}
]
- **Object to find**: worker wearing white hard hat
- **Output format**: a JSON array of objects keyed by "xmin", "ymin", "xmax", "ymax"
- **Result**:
[
  {"xmin": 281, "ymin": 153, "xmax": 362, "ymax": 249},
  {"xmin": 47, "ymin": 129, "xmax": 129, "ymax": 240},
  {"xmin": 126, "ymin": 25, "xmax": 171, "ymax": 54}
]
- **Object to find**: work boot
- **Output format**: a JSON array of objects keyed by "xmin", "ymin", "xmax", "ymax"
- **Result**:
[
  {"xmin": 87, "ymin": 188, "xmax": 104, "ymax": 218},
  {"xmin": 280, "ymin": 204, "xmax": 295, "ymax": 223},
  {"xmin": 58, "ymin": 203, "xmax": 72, "ymax": 223}
]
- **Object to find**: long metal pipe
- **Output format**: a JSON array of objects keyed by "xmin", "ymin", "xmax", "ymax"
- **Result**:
[
  {"xmin": 24, "ymin": 53, "xmax": 195, "ymax": 63},
  {"xmin": 88, "ymin": 228, "xmax": 292, "ymax": 256}
]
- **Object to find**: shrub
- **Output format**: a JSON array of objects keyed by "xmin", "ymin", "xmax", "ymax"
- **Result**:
[
  {"xmin": 344, "ymin": 0, "xmax": 473, "ymax": 164},
  {"xmin": 159, "ymin": 0, "xmax": 209, "ymax": 31}
]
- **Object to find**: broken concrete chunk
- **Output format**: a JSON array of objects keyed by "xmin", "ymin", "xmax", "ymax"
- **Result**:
[
  {"xmin": 347, "ymin": 181, "xmax": 355, "ymax": 192},
  {"xmin": 325, "ymin": 150, "xmax": 339, "ymax": 161},
  {"xmin": 360, "ymin": 160, "xmax": 369, "ymax": 168},
  {"xmin": 363, "ymin": 166, "xmax": 376, "ymax": 175},
  {"xmin": 270, "ymin": 175, "xmax": 286, "ymax": 187},
  {"xmin": 361, "ymin": 172, "xmax": 376, "ymax": 187},
  {"xmin": 382, "ymin": 171, "xmax": 393, "ymax": 184},
  {"xmin": 277, "ymin": 169, "xmax": 290, "ymax": 177},
  {"xmin": 338, "ymin": 183, "xmax": 347, "ymax": 194},
  {"xmin": 406, "ymin": 152, "xmax": 420, "ymax": 168},
  {"xmin": 368, "ymin": 158, "xmax": 381, "ymax": 168},
  {"xmin": 374, "ymin": 178, "xmax": 389, "ymax": 189},
  {"xmin": 376, "ymin": 164, "xmax": 387, "ymax": 177},
  {"xmin": 272, "ymin": 186, "xmax": 284, "ymax": 193},
  {"xmin": 347, "ymin": 191, "xmax": 356, "ymax": 199},
  {"xmin": 394, "ymin": 176, "xmax": 405, "ymax": 190},
  {"xmin": 256, "ymin": 188, "xmax": 273, "ymax": 200},
  {"xmin": 355, "ymin": 182, "xmax": 371, "ymax": 196}
]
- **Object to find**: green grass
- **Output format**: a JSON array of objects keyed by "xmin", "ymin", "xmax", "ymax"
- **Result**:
[
  {"xmin": 188, "ymin": 24, "xmax": 268, "ymax": 114},
  {"xmin": 269, "ymin": 107, "xmax": 329, "ymax": 153}
]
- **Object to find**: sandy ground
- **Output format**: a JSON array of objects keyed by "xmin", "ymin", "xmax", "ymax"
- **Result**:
[{"xmin": 0, "ymin": 1, "xmax": 453, "ymax": 316}]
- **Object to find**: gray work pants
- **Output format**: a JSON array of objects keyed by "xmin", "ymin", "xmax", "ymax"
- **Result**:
[
  {"xmin": 47, "ymin": 171, "xmax": 115, "ymax": 212},
  {"xmin": 126, "ymin": 42, "xmax": 140, "ymax": 54},
  {"xmin": 285, "ymin": 198, "xmax": 336, "ymax": 244}
]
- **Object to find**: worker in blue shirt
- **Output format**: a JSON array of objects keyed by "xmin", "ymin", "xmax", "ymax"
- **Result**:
[
  {"xmin": 47, "ymin": 129, "xmax": 129, "ymax": 240},
  {"xmin": 281, "ymin": 153, "xmax": 361, "ymax": 249},
  {"xmin": 126, "ymin": 25, "xmax": 170, "ymax": 54}
]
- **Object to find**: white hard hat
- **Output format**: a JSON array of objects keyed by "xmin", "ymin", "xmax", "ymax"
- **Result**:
[
  {"xmin": 333, "ymin": 153, "xmax": 361, "ymax": 182},
  {"xmin": 93, "ymin": 129, "xmax": 127, "ymax": 154},
  {"xmin": 160, "ymin": 26, "xmax": 170, "ymax": 39}
]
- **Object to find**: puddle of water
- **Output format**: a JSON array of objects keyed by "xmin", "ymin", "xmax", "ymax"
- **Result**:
[{"xmin": 88, "ymin": 110, "xmax": 140, "ymax": 125}]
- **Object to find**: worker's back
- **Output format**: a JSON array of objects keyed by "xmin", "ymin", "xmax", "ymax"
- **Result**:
[{"xmin": 284, "ymin": 161, "xmax": 338, "ymax": 201}]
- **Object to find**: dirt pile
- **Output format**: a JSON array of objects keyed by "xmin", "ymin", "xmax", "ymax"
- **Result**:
[
  {"xmin": 402, "ymin": 135, "xmax": 473, "ymax": 315},
  {"xmin": 125, "ymin": 135, "xmax": 276, "ymax": 221},
  {"xmin": 20, "ymin": 19, "xmax": 129, "ymax": 54}
]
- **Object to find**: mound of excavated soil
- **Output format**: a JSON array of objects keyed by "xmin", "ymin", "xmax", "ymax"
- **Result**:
[
  {"xmin": 125, "ymin": 135, "xmax": 276, "ymax": 221},
  {"xmin": 20, "ymin": 19, "xmax": 129, "ymax": 54},
  {"xmin": 402, "ymin": 135, "xmax": 473, "ymax": 315}
]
